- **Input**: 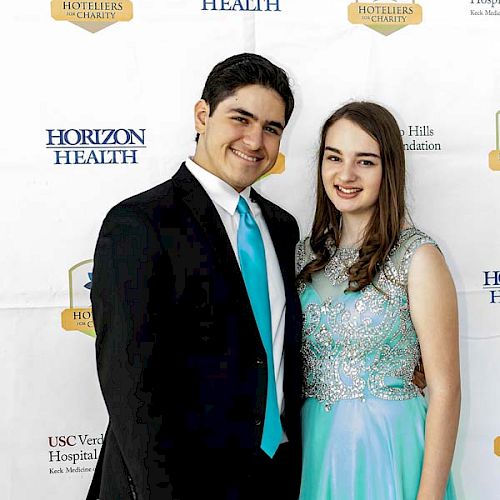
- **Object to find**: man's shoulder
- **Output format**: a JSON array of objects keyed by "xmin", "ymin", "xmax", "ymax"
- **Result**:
[
  {"xmin": 98, "ymin": 178, "xmax": 176, "ymax": 235},
  {"xmin": 116, "ymin": 178, "xmax": 175, "ymax": 213},
  {"xmin": 105, "ymin": 164, "xmax": 188, "ymax": 221}
]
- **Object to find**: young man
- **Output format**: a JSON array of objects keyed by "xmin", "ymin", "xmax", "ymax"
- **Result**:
[{"xmin": 87, "ymin": 53, "xmax": 302, "ymax": 500}]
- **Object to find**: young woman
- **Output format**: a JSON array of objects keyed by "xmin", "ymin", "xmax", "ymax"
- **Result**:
[{"xmin": 296, "ymin": 102, "xmax": 460, "ymax": 499}]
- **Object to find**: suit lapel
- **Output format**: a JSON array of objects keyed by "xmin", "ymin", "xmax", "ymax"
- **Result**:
[
  {"xmin": 172, "ymin": 164, "xmax": 238, "ymax": 271},
  {"xmin": 171, "ymin": 164, "xmax": 251, "ymax": 306},
  {"xmin": 251, "ymin": 189, "xmax": 295, "ymax": 296},
  {"xmin": 171, "ymin": 165, "xmax": 295, "ymax": 352},
  {"xmin": 172, "ymin": 165, "xmax": 290, "ymax": 292}
]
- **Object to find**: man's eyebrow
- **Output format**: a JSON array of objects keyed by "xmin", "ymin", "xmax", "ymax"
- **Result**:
[
  {"xmin": 324, "ymin": 146, "xmax": 380, "ymax": 158},
  {"xmin": 229, "ymin": 107, "xmax": 285, "ymax": 130}
]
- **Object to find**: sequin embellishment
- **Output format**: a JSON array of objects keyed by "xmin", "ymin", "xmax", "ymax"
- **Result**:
[{"xmin": 298, "ymin": 228, "xmax": 438, "ymax": 409}]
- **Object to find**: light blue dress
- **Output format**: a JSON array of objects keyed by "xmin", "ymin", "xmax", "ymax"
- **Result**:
[{"xmin": 296, "ymin": 228, "xmax": 456, "ymax": 500}]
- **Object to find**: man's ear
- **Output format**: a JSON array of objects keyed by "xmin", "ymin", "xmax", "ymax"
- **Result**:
[{"xmin": 194, "ymin": 99, "xmax": 210, "ymax": 134}]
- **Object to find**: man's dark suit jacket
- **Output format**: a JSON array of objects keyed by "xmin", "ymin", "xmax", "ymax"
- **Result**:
[{"xmin": 87, "ymin": 164, "xmax": 303, "ymax": 500}]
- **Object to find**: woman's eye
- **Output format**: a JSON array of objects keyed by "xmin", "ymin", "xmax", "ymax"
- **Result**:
[{"xmin": 359, "ymin": 160, "xmax": 375, "ymax": 166}]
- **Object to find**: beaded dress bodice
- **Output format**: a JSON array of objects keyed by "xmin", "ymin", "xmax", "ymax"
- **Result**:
[{"xmin": 296, "ymin": 228, "xmax": 437, "ymax": 410}]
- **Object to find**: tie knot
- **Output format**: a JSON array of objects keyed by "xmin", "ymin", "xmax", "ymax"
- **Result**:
[{"xmin": 236, "ymin": 196, "xmax": 251, "ymax": 216}]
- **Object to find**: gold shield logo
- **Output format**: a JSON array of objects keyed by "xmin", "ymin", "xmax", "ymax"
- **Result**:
[{"xmin": 348, "ymin": 0, "xmax": 422, "ymax": 36}]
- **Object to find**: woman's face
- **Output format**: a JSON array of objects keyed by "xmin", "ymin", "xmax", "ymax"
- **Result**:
[{"xmin": 321, "ymin": 118, "xmax": 383, "ymax": 219}]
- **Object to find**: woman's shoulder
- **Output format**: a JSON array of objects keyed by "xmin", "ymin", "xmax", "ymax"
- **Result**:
[
  {"xmin": 392, "ymin": 227, "xmax": 439, "ymax": 258},
  {"xmin": 295, "ymin": 236, "xmax": 314, "ymax": 275},
  {"xmin": 397, "ymin": 226, "xmax": 438, "ymax": 248},
  {"xmin": 391, "ymin": 227, "xmax": 442, "ymax": 282}
]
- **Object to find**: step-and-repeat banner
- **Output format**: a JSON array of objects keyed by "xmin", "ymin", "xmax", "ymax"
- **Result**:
[{"xmin": 1, "ymin": 1, "xmax": 499, "ymax": 498}]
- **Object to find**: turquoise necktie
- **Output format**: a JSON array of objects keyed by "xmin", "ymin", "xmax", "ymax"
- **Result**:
[{"xmin": 236, "ymin": 196, "xmax": 282, "ymax": 458}]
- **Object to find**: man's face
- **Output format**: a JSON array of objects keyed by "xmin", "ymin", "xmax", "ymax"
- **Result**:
[{"xmin": 193, "ymin": 84, "xmax": 286, "ymax": 192}]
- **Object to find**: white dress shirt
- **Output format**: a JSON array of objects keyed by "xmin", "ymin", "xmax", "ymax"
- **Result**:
[{"xmin": 185, "ymin": 158, "xmax": 287, "ymax": 434}]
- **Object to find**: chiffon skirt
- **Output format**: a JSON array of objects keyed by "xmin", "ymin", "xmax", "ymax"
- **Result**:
[{"xmin": 299, "ymin": 396, "xmax": 456, "ymax": 500}]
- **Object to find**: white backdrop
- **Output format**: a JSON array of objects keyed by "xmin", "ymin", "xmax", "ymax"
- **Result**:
[{"xmin": 1, "ymin": 1, "xmax": 499, "ymax": 498}]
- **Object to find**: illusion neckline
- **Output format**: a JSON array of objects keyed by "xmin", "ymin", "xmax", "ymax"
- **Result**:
[{"xmin": 335, "ymin": 227, "xmax": 416, "ymax": 252}]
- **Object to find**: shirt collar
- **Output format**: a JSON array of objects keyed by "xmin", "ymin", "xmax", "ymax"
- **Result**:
[{"xmin": 186, "ymin": 157, "xmax": 258, "ymax": 217}]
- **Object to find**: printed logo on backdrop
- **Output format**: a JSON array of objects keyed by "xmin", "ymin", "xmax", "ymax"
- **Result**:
[
  {"xmin": 48, "ymin": 433, "xmax": 103, "ymax": 474},
  {"xmin": 61, "ymin": 260, "xmax": 95, "ymax": 337},
  {"xmin": 400, "ymin": 124, "xmax": 442, "ymax": 152},
  {"xmin": 202, "ymin": 0, "xmax": 280, "ymax": 11},
  {"xmin": 348, "ymin": 0, "xmax": 422, "ymax": 36},
  {"xmin": 261, "ymin": 152, "xmax": 286, "ymax": 179},
  {"xmin": 51, "ymin": 1, "xmax": 133, "ymax": 33},
  {"xmin": 469, "ymin": 0, "xmax": 500, "ymax": 16},
  {"xmin": 482, "ymin": 271, "xmax": 500, "ymax": 303},
  {"xmin": 489, "ymin": 111, "xmax": 500, "ymax": 170},
  {"xmin": 46, "ymin": 128, "xmax": 146, "ymax": 166}
]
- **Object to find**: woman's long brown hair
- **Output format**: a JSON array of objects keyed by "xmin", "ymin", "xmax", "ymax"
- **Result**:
[{"xmin": 298, "ymin": 101, "xmax": 406, "ymax": 291}]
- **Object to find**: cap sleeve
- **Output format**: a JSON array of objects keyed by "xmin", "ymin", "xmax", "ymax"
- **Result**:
[
  {"xmin": 295, "ymin": 236, "xmax": 315, "ymax": 277},
  {"xmin": 396, "ymin": 228, "xmax": 441, "ymax": 286}
]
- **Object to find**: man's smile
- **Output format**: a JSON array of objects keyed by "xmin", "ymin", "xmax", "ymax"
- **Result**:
[{"xmin": 230, "ymin": 147, "xmax": 263, "ymax": 163}]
